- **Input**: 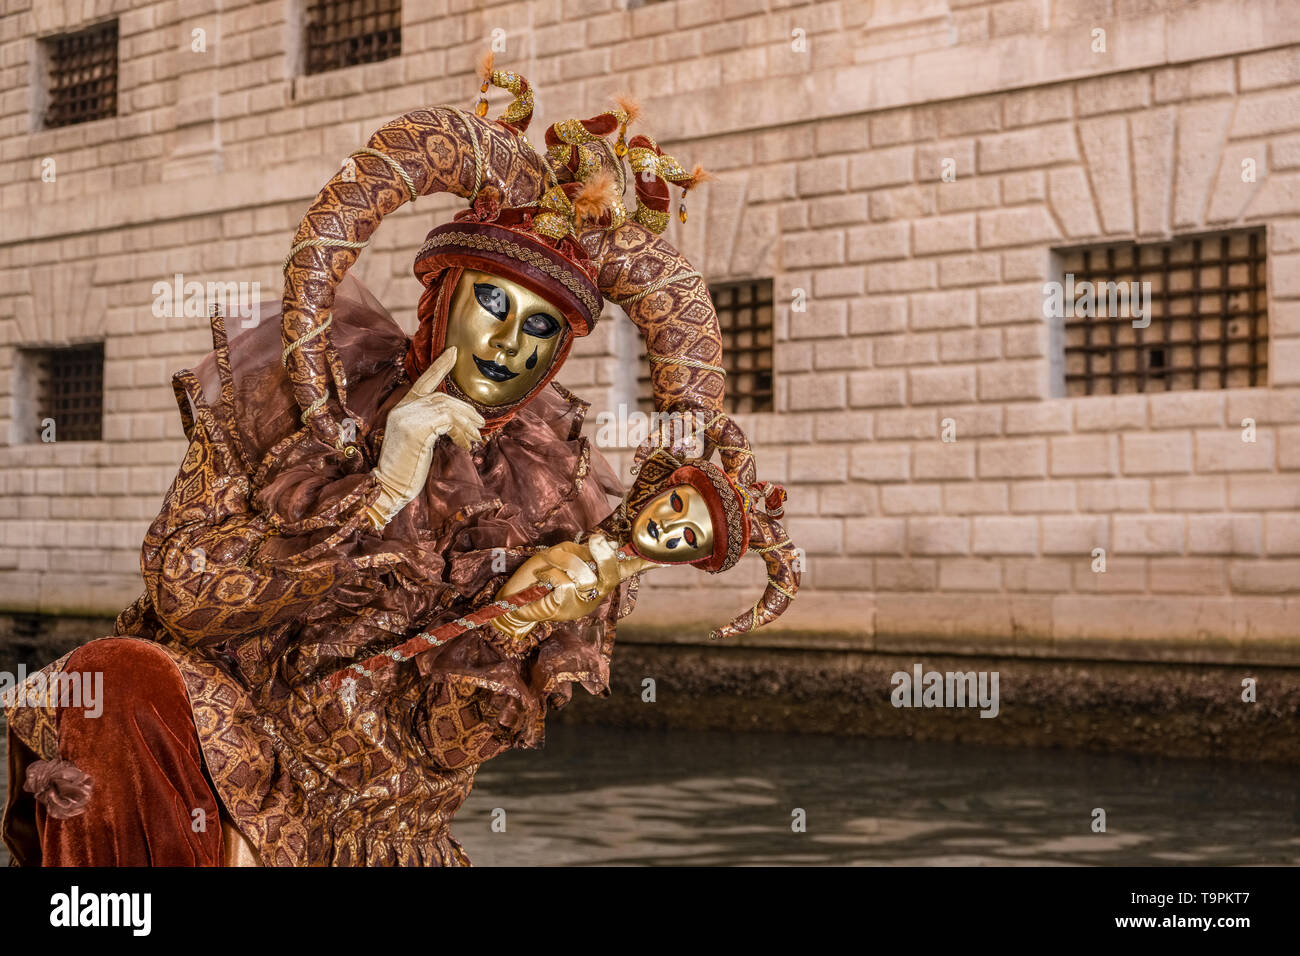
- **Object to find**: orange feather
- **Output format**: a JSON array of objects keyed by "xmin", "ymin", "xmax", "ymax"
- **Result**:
[
  {"xmin": 613, "ymin": 94, "xmax": 641, "ymax": 125},
  {"xmin": 688, "ymin": 164, "xmax": 715, "ymax": 189},
  {"xmin": 573, "ymin": 171, "xmax": 619, "ymax": 226}
]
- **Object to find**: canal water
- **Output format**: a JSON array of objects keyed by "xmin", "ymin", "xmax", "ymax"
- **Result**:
[
  {"xmin": 458, "ymin": 724, "xmax": 1299, "ymax": 866},
  {"xmin": 3, "ymin": 720, "xmax": 1297, "ymax": 866}
]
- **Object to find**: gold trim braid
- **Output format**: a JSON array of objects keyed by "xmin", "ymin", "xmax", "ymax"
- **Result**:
[
  {"xmin": 282, "ymin": 237, "xmax": 371, "ymax": 275},
  {"xmin": 282, "ymin": 313, "xmax": 334, "ymax": 367},
  {"xmin": 608, "ymin": 270, "xmax": 703, "ymax": 308},
  {"xmin": 352, "ymin": 147, "xmax": 418, "ymax": 201},
  {"xmin": 300, "ymin": 393, "xmax": 329, "ymax": 424},
  {"xmin": 649, "ymin": 354, "xmax": 726, "ymax": 375}
]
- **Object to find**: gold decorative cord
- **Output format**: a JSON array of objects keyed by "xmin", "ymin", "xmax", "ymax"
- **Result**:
[
  {"xmin": 631, "ymin": 445, "xmax": 684, "ymax": 476},
  {"xmin": 768, "ymin": 580, "xmax": 798, "ymax": 601},
  {"xmin": 648, "ymin": 354, "xmax": 726, "ymax": 375},
  {"xmin": 751, "ymin": 538, "xmax": 793, "ymax": 554},
  {"xmin": 282, "ymin": 237, "xmax": 370, "ymax": 275},
  {"xmin": 281, "ymin": 313, "xmax": 333, "ymax": 366},
  {"xmin": 299, "ymin": 393, "xmax": 328, "ymax": 424},
  {"xmin": 713, "ymin": 444, "xmax": 753, "ymax": 458},
  {"xmin": 352, "ymin": 147, "xmax": 418, "ymax": 202},
  {"xmin": 609, "ymin": 270, "xmax": 703, "ymax": 308}
]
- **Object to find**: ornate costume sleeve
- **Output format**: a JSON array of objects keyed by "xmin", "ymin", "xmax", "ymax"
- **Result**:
[
  {"xmin": 140, "ymin": 319, "xmax": 386, "ymax": 648},
  {"xmin": 411, "ymin": 585, "xmax": 630, "ymax": 767}
]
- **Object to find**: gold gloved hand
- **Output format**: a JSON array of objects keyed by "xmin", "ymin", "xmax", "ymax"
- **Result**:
[
  {"xmin": 489, "ymin": 534, "xmax": 635, "ymax": 640},
  {"xmin": 366, "ymin": 346, "xmax": 485, "ymax": 530}
]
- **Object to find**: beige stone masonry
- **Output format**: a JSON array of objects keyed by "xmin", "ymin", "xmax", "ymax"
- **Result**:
[{"xmin": 0, "ymin": 0, "xmax": 1298, "ymax": 663}]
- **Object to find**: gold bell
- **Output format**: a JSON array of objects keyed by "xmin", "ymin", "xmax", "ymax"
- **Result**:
[
  {"xmin": 678, "ymin": 197, "xmax": 687, "ymax": 224},
  {"xmin": 475, "ymin": 80, "xmax": 489, "ymax": 117}
]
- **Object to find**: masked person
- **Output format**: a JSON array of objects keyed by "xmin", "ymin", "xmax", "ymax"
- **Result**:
[{"xmin": 1, "ymin": 62, "xmax": 793, "ymax": 867}]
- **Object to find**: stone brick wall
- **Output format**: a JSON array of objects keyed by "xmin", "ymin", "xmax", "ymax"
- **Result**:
[{"xmin": 0, "ymin": 0, "xmax": 1297, "ymax": 663}]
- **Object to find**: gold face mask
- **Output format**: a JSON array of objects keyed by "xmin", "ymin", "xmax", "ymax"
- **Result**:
[
  {"xmin": 630, "ymin": 483, "xmax": 714, "ymax": 564},
  {"xmin": 444, "ymin": 268, "xmax": 569, "ymax": 407}
]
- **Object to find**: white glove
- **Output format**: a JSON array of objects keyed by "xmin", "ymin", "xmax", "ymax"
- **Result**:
[{"xmin": 366, "ymin": 347, "xmax": 484, "ymax": 530}]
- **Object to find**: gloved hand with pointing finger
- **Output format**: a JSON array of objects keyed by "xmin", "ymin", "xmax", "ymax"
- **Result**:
[{"xmin": 366, "ymin": 346, "xmax": 484, "ymax": 530}]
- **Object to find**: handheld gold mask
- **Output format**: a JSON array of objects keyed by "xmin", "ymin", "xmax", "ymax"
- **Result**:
[
  {"xmin": 630, "ymin": 483, "xmax": 714, "ymax": 564},
  {"xmin": 444, "ymin": 268, "xmax": 568, "ymax": 407}
]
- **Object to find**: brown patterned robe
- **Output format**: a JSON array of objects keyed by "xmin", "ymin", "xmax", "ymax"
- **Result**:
[{"xmin": 4, "ymin": 280, "xmax": 633, "ymax": 866}]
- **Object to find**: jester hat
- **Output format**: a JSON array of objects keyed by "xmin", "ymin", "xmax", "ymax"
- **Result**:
[{"xmin": 279, "ymin": 53, "xmax": 719, "ymax": 449}]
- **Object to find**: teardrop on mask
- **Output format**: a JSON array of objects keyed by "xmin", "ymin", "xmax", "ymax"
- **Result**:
[{"xmin": 526, "ymin": 348, "xmax": 538, "ymax": 370}]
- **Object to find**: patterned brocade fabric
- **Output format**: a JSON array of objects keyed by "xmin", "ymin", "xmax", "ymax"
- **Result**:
[{"xmin": 4, "ymin": 285, "xmax": 631, "ymax": 866}]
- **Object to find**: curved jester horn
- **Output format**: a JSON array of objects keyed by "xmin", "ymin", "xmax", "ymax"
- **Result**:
[
  {"xmin": 625, "ymin": 133, "xmax": 712, "ymax": 231},
  {"xmin": 474, "ymin": 51, "xmax": 534, "ymax": 131},
  {"xmin": 580, "ymin": 224, "xmax": 726, "ymax": 428},
  {"xmin": 280, "ymin": 96, "xmax": 546, "ymax": 451},
  {"xmin": 631, "ymin": 408, "xmax": 755, "ymax": 488},
  {"xmin": 695, "ymin": 412, "xmax": 798, "ymax": 639},
  {"xmin": 711, "ymin": 509, "xmax": 801, "ymax": 641},
  {"xmin": 703, "ymin": 412, "xmax": 757, "ymax": 485},
  {"xmin": 552, "ymin": 105, "xmax": 722, "ymax": 427}
]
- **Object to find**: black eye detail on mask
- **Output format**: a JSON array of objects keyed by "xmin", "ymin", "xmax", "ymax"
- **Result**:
[
  {"xmin": 670, "ymin": 492, "xmax": 683, "ymax": 512},
  {"xmin": 522, "ymin": 313, "xmax": 561, "ymax": 339},
  {"xmin": 474, "ymin": 283, "xmax": 509, "ymax": 320},
  {"xmin": 683, "ymin": 527, "xmax": 697, "ymax": 547}
]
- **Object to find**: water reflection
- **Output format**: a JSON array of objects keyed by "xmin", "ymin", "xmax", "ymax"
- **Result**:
[
  {"xmin": 457, "ymin": 724, "xmax": 1300, "ymax": 866},
  {"xmin": 0, "ymin": 720, "xmax": 1295, "ymax": 866}
]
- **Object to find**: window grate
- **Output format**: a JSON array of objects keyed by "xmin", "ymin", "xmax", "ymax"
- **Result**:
[
  {"xmin": 42, "ymin": 21, "xmax": 118, "ymax": 128},
  {"xmin": 304, "ymin": 0, "xmax": 401, "ymax": 75},
  {"xmin": 30, "ymin": 344, "xmax": 104, "ymax": 442},
  {"xmin": 1060, "ymin": 229, "xmax": 1267, "ymax": 395},
  {"xmin": 638, "ymin": 278, "xmax": 775, "ymax": 414}
]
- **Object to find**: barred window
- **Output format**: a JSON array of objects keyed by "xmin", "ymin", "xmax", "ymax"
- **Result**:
[
  {"xmin": 637, "ymin": 279, "xmax": 775, "ymax": 414},
  {"xmin": 25, "ymin": 344, "xmax": 104, "ymax": 442},
  {"xmin": 1059, "ymin": 229, "xmax": 1267, "ymax": 395},
  {"xmin": 41, "ymin": 21, "xmax": 118, "ymax": 129},
  {"xmin": 304, "ymin": 0, "xmax": 401, "ymax": 75}
]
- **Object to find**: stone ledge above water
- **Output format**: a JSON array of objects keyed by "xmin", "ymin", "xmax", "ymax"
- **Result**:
[{"xmin": 552, "ymin": 643, "xmax": 1300, "ymax": 765}]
